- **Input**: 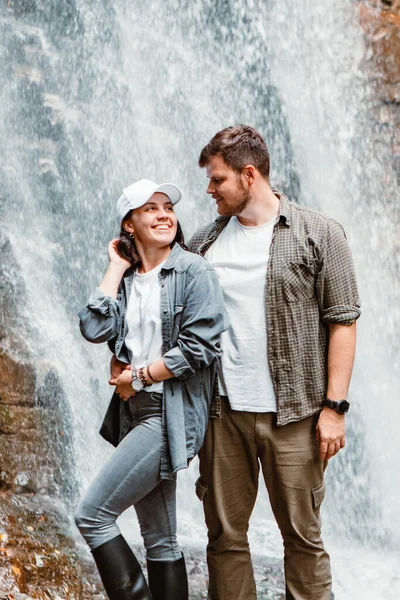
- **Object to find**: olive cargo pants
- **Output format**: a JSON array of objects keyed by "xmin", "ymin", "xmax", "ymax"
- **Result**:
[{"xmin": 197, "ymin": 397, "xmax": 332, "ymax": 600}]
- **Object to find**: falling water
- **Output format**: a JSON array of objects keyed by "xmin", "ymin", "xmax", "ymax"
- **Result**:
[
  {"xmin": 0, "ymin": 1, "xmax": 399, "ymax": 598},
  {"xmin": 264, "ymin": 2, "xmax": 400, "ymax": 597}
]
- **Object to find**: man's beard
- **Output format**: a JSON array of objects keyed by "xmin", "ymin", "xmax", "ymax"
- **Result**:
[
  {"xmin": 229, "ymin": 179, "xmax": 251, "ymax": 215},
  {"xmin": 233, "ymin": 188, "xmax": 251, "ymax": 215}
]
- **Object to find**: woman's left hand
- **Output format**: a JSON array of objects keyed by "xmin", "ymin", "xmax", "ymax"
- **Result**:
[{"xmin": 109, "ymin": 369, "xmax": 136, "ymax": 401}]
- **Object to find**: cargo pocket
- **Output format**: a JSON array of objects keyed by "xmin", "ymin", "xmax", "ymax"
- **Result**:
[
  {"xmin": 195, "ymin": 477, "xmax": 208, "ymax": 501},
  {"xmin": 307, "ymin": 481, "xmax": 325, "ymax": 541},
  {"xmin": 312, "ymin": 481, "xmax": 325, "ymax": 509},
  {"xmin": 283, "ymin": 260, "xmax": 316, "ymax": 302}
]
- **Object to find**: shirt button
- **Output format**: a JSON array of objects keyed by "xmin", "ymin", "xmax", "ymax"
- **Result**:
[{"xmin": 163, "ymin": 309, "xmax": 167, "ymax": 314}]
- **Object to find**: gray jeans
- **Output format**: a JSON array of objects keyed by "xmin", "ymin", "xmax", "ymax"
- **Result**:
[{"xmin": 74, "ymin": 391, "xmax": 181, "ymax": 561}]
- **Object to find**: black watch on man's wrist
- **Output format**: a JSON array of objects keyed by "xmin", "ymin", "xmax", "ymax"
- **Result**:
[{"xmin": 324, "ymin": 398, "xmax": 350, "ymax": 414}]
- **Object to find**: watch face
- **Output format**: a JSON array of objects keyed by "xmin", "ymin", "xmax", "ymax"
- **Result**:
[
  {"xmin": 338, "ymin": 400, "xmax": 350, "ymax": 414},
  {"xmin": 131, "ymin": 378, "xmax": 143, "ymax": 392}
]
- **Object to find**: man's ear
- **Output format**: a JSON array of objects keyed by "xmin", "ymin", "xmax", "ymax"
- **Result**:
[{"xmin": 243, "ymin": 164, "xmax": 256, "ymax": 185}]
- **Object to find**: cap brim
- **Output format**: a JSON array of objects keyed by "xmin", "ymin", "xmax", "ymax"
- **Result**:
[{"xmin": 155, "ymin": 183, "xmax": 182, "ymax": 205}]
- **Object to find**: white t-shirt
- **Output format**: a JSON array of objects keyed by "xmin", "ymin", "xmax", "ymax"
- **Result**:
[
  {"xmin": 124, "ymin": 262, "xmax": 165, "ymax": 393},
  {"xmin": 206, "ymin": 217, "xmax": 277, "ymax": 412}
]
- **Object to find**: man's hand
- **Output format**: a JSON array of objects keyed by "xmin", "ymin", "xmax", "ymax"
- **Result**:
[
  {"xmin": 316, "ymin": 406, "xmax": 346, "ymax": 461},
  {"xmin": 109, "ymin": 364, "xmax": 135, "ymax": 401}
]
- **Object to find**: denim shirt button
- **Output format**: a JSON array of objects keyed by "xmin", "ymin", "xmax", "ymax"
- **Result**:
[{"xmin": 163, "ymin": 309, "xmax": 167, "ymax": 314}]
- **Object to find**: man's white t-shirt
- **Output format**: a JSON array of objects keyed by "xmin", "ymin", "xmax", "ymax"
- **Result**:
[
  {"xmin": 124, "ymin": 262, "xmax": 165, "ymax": 393},
  {"xmin": 206, "ymin": 217, "xmax": 277, "ymax": 412}
]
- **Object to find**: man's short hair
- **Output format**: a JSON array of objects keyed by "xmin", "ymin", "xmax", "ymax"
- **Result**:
[{"xmin": 198, "ymin": 124, "xmax": 270, "ymax": 181}]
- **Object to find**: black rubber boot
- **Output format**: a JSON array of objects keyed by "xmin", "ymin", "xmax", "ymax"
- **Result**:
[
  {"xmin": 147, "ymin": 555, "xmax": 188, "ymax": 600},
  {"xmin": 92, "ymin": 535, "xmax": 152, "ymax": 599}
]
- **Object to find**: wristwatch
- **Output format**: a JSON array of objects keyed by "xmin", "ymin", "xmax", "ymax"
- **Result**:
[
  {"xmin": 131, "ymin": 371, "xmax": 144, "ymax": 393},
  {"xmin": 324, "ymin": 398, "xmax": 350, "ymax": 414}
]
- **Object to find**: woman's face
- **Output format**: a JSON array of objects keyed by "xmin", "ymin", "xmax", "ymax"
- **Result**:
[{"xmin": 124, "ymin": 192, "xmax": 178, "ymax": 249}]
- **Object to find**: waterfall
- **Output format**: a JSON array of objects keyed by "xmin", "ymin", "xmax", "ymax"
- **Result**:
[
  {"xmin": 1, "ymin": 1, "xmax": 398, "ymax": 598},
  {"xmin": 264, "ymin": 2, "xmax": 400, "ymax": 597}
]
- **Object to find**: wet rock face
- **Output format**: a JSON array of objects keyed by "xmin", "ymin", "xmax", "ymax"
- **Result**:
[
  {"xmin": 0, "ymin": 256, "xmax": 79, "ymax": 594},
  {"xmin": 0, "ymin": 0, "xmax": 111, "ymax": 594},
  {"xmin": 359, "ymin": 2, "xmax": 400, "ymax": 182},
  {"xmin": 360, "ymin": 3, "xmax": 400, "ymax": 89},
  {"xmin": 0, "ymin": 492, "xmax": 105, "ymax": 599},
  {"xmin": 0, "ymin": 223, "xmax": 80, "ymax": 594},
  {"xmin": 0, "ymin": 253, "xmax": 76, "ymax": 499},
  {"xmin": 0, "ymin": 141, "xmax": 76, "ymax": 597}
]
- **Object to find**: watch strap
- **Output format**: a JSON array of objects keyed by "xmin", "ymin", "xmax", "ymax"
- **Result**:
[{"xmin": 324, "ymin": 398, "xmax": 350, "ymax": 414}]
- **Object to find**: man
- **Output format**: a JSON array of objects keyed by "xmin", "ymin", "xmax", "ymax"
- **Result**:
[{"xmin": 188, "ymin": 124, "xmax": 360, "ymax": 600}]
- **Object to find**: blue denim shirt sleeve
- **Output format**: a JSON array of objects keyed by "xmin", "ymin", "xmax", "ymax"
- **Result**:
[
  {"xmin": 78, "ymin": 287, "xmax": 120, "ymax": 343},
  {"xmin": 162, "ymin": 266, "xmax": 228, "ymax": 380}
]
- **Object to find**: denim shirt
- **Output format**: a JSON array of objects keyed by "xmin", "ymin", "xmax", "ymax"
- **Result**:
[{"xmin": 78, "ymin": 244, "xmax": 228, "ymax": 479}]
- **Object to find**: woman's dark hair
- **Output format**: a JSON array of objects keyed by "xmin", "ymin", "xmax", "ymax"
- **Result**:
[{"xmin": 116, "ymin": 210, "xmax": 187, "ymax": 268}]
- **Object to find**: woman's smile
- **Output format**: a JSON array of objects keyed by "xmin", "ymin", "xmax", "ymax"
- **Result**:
[{"xmin": 152, "ymin": 223, "xmax": 171, "ymax": 231}]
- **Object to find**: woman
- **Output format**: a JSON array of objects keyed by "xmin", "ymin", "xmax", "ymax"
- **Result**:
[{"xmin": 75, "ymin": 178, "xmax": 227, "ymax": 600}]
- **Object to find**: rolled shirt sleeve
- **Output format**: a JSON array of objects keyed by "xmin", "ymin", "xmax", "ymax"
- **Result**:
[
  {"xmin": 162, "ymin": 345, "xmax": 195, "ymax": 379},
  {"xmin": 317, "ymin": 219, "xmax": 361, "ymax": 325},
  {"xmin": 162, "ymin": 266, "xmax": 229, "ymax": 380},
  {"xmin": 78, "ymin": 287, "xmax": 120, "ymax": 343}
]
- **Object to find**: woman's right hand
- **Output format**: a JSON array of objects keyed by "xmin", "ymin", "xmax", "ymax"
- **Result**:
[
  {"xmin": 98, "ymin": 240, "xmax": 130, "ymax": 298},
  {"xmin": 108, "ymin": 239, "xmax": 131, "ymax": 270}
]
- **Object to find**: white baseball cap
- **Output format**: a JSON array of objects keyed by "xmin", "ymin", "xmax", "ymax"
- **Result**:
[{"xmin": 116, "ymin": 178, "xmax": 182, "ymax": 222}]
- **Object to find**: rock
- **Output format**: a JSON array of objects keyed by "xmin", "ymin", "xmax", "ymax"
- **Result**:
[
  {"xmin": 0, "ymin": 491, "xmax": 103, "ymax": 599},
  {"xmin": 0, "ymin": 334, "xmax": 76, "ymax": 498},
  {"xmin": 359, "ymin": 4, "xmax": 400, "ymax": 84},
  {"xmin": 0, "ymin": 7, "xmax": 90, "ymax": 598},
  {"xmin": 0, "ymin": 350, "xmax": 37, "ymax": 408},
  {"xmin": 358, "ymin": 2, "xmax": 400, "ymax": 185},
  {"xmin": 0, "ymin": 229, "xmax": 76, "ymax": 500}
]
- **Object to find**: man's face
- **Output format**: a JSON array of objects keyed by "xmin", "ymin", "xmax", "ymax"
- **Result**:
[{"xmin": 205, "ymin": 155, "xmax": 251, "ymax": 217}]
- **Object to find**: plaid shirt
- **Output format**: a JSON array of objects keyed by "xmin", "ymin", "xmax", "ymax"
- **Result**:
[{"xmin": 188, "ymin": 192, "xmax": 361, "ymax": 426}]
